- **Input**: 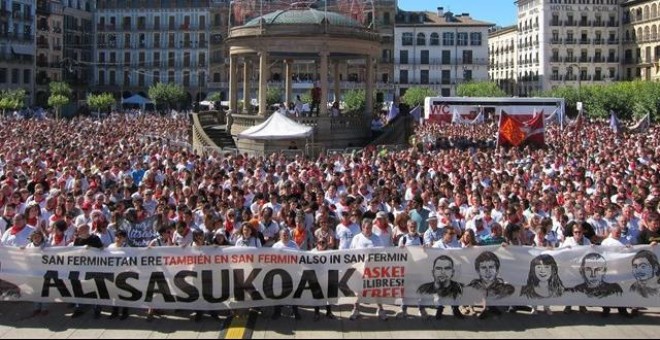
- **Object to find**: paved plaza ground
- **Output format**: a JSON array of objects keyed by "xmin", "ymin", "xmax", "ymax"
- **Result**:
[{"xmin": 1, "ymin": 302, "xmax": 660, "ymax": 339}]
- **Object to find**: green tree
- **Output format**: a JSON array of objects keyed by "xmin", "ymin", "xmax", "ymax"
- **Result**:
[
  {"xmin": 539, "ymin": 80, "xmax": 660, "ymax": 121},
  {"xmin": 87, "ymin": 92, "xmax": 116, "ymax": 115},
  {"xmin": 48, "ymin": 81, "xmax": 71, "ymax": 119},
  {"xmin": 206, "ymin": 92, "xmax": 222, "ymax": 102},
  {"xmin": 456, "ymin": 81, "xmax": 507, "ymax": 97},
  {"xmin": 266, "ymin": 87, "xmax": 282, "ymax": 107},
  {"xmin": 343, "ymin": 89, "xmax": 381, "ymax": 114},
  {"xmin": 148, "ymin": 82, "xmax": 186, "ymax": 112},
  {"xmin": 401, "ymin": 86, "xmax": 435, "ymax": 108},
  {"xmin": 0, "ymin": 89, "xmax": 27, "ymax": 115},
  {"xmin": 48, "ymin": 95, "xmax": 69, "ymax": 119}
]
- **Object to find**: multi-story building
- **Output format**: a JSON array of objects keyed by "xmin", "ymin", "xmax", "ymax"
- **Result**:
[
  {"xmin": 208, "ymin": 0, "xmax": 229, "ymax": 101},
  {"xmin": 35, "ymin": 0, "xmax": 64, "ymax": 107},
  {"xmin": 488, "ymin": 25, "xmax": 518, "ymax": 96},
  {"xmin": 0, "ymin": 0, "xmax": 36, "ymax": 105},
  {"xmin": 94, "ymin": 0, "xmax": 212, "ymax": 103},
  {"xmin": 621, "ymin": 0, "xmax": 660, "ymax": 81},
  {"xmin": 508, "ymin": 0, "xmax": 621, "ymax": 95},
  {"xmin": 62, "ymin": 0, "xmax": 93, "ymax": 106},
  {"xmin": 394, "ymin": 7, "xmax": 493, "ymax": 97}
]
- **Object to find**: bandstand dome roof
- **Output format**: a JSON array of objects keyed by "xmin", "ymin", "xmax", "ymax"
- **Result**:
[{"xmin": 243, "ymin": 8, "xmax": 363, "ymax": 28}]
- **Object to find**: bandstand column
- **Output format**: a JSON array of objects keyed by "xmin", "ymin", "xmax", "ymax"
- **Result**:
[
  {"xmin": 365, "ymin": 55, "xmax": 374, "ymax": 117},
  {"xmin": 333, "ymin": 61, "xmax": 340, "ymax": 102},
  {"xmin": 243, "ymin": 59, "xmax": 251, "ymax": 113},
  {"xmin": 228, "ymin": 55, "xmax": 239, "ymax": 113},
  {"xmin": 285, "ymin": 59, "xmax": 293, "ymax": 104},
  {"xmin": 258, "ymin": 50, "xmax": 268, "ymax": 117},
  {"xmin": 319, "ymin": 51, "xmax": 328, "ymax": 116}
]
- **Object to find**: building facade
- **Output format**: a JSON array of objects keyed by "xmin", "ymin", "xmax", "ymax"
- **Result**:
[
  {"xmin": 94, "ymin": 0, "xmax": 212, "ymax": 103},
  {"xmin": 621, "ymin": 0, "xmax": 660, "ymax": 81},
  {"xmin": 394, "ymin": 8, "xmax": 493, "ymax": 98},
  {"xmin": 35, "ymin": 0, "xmax": 64, "ymax": 107},
  {"xmin": 501, "ymin": 0, "xmax": 622, "ymax": 95},
  {"xmin": 62, "ymin": 0, "xmax": 93, "ymax": 106},
  {"xmin": 488, "ymin": 25, "xmax": 518, "ymax": 96},
  {"xmin": 0, "ymin": 0, "xmax": 36, "ymax": 104}
]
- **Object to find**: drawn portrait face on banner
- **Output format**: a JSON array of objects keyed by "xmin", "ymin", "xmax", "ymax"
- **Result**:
[
  {"xmin": 467, "ymin": 251, "xmax": 514, "ymax": 299},
  {"xmin": 520, "ymin": 254, "xmax": 564, "ymax": 299},
  {"xmin": 630, "ymin": 250, "xmax": 660, "ymax": 298},
  {"xmin": 417, "ymin": 255, "xmax": 464, "ymax": 300},
  {"xmin": 569, "ymin": 252, "xmax": 623, "ymax": 298}
]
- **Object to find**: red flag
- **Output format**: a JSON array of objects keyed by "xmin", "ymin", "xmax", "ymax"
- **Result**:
[
  {"xmin": 498, "ymin": 111, "xmax": 525, "ymax": 147},
  {"xmin": 498, "ymin": 111, "xmax": 545, "ymax": 147}
]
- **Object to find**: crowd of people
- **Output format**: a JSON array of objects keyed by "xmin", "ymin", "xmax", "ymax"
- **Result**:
[{"xmin": 0, "ymin": 111, "xmax": 658, "ymax": 322}]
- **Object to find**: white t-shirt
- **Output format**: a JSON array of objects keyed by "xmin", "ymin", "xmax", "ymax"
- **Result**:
[
  {"xmin": 0, "ymin": 225, "xmax": 35, "ymax": 247},
  {"xmin": 398, "ymin": 233, "xmax": 423, "ymax": 247},
  {"xmin": 350, "ymin": 232, "xmax": 382, "ymax": 249},
  {"xmin": 336, "ymin": 222, "xmax": 360, "ymax": 250},
  {"xmin": 272, "ymin": 240, "xmax": 299, "ymax": 250},
  {"xmin": 372, "ymin": 224, "xmax": 393, "ymax": 247}
]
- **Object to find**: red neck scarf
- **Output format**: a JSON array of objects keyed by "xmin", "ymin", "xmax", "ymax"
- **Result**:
[{"xmin": 9, "ymin": 224, "xmax": 25, "ymax": 236}]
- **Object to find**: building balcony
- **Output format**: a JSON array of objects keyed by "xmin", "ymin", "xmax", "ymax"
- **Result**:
[
  {"xmin": 607, "ymin": 21, "xmax": 618, "ymax": 27},
  {"xmin": 579, "ymin": 57, "xmax": 591, "ymax": 63},
  {"xmin": 593, "ymin": 38, "xmax": 604, "ymax": 45},
  {"xmin": 565, "ymin": 38, "xmax": 576, "ymax": 44},
  {"xmin": 607, "ymin": 57, "xmax": 619, "ymax": 63}
]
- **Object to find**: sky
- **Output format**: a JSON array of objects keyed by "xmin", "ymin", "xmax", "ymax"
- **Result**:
[{"xmin": 397, "ymin": 0, "xmax": 518, "ymax": 27}]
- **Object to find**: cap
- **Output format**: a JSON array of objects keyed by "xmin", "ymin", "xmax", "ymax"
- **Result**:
[
  {"xmin": 376, "ymin": 211, "xmax": 388, "ymax": 219},
  {"xmin": 427, "ymin": 212, "xmax": 438, "ymax": 221}
]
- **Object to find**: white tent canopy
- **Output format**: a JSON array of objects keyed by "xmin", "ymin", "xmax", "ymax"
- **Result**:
[
  {"xmin": 122, "ymin": 94, "xmax": 153, "ymax": 110},
  {"xmin": 237, "ymin": 112, "xmax": 313, "ymax": 140}
]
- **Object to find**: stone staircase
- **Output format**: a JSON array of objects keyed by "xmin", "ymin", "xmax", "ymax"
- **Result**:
[{"xmin": 202, "ymin": 124, "xmax": 236, "ymax": 149}]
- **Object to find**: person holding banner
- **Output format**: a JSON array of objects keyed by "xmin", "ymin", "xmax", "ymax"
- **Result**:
[
  {"xmin": 349, "ymin": 218, "xmax": 387, "ymax": 321},
  {"xmin": 271, "ymin": 229, "xmax": 302, "ymax": 320},
  {"xmin": 0, "ymin": 213, "xmax": 34, "ymax": 247},
  {"xmin": 106, "ymin": 230, "xmax": 130, "ymax": 320},
  {"xmin": 70, "ymin": 223, "xmax": 104, "ymax": 319},
  {"xmin": 234, "ymin": 222, "xmax": 262, "ymax": 248},
  {"xmin": 311, "ymin": 237, "xmax": 337, "ymax": 320}
]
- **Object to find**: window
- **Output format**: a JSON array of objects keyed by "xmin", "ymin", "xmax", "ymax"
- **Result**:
[
  {"xmin": 470, "ymin": 32, "xmax": 482, "ymax": 46},
  {"xmin": 399, "ymin": 70, "xmax": 408, "ymax": 84},
  {"xmin": 463, "ymin": 69, "xmax": 472, "ymax": 81},
  {"xmin": 402, "ymin": 32, "xmax": 413, "ymax": 46},
  {"xmin": 98, "ymin": 70, "xmax": 105, "ymax": 86},
  {"xmin": 399, "ymin": 50, "xmax": 408, "ymax": 64},
  {"xmin": 420, "ymin": 50, "xmax": 429, "ymax": 64},
  {"xmin": 11, "ymin": 69, "xmax": 18, "ymax": 84},
  {"xmin": 441, "ymin": 50, "xmax": 451, "ymax": 64},
  {"xmin": 0, "ymin": 68, "xmax": 6, "ymax": 83},
  {"xmin": 462, "ymin": 50, "xmax": 473, "ymax": 64},
  {"xmin": 441, "ymin": 88, "xmax": 451, "ymax": 96},
  {"xmin": 416, "ymin": 33, "xmax": 425, "ymax": 45},
  {"xmin": 442, "ymin": 32, "xmax": 454, "ymax": 46},
  {"xmin": 23, "ymin": 70, "xmax": 31, "ymax": 84},
  {"xmin": 441, "ymin": 70, "xmax": 451, "ymax": 84},
  {"xmin": 430, "ymin": 33, "xmax": 439, "ymax": 46},
  {"xmin": 457, "ymin": 32, "xmax": 468, "ymax": 46},
  {"xmin": 420, "ymin": 70, "xmax": 429, "ymax": 84}
]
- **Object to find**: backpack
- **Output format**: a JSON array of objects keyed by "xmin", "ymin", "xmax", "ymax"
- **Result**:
[{"xmin": 402, "ymin": 234, "xmax": 423, "ymax": 246}]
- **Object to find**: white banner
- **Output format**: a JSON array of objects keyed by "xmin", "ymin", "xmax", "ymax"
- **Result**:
[{"xmin": 1, "ymin": 246, "xmax": 659, "ymax": 310}]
